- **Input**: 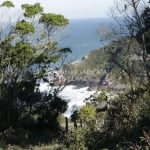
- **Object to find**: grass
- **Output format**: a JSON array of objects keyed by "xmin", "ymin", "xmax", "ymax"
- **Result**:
[
  {"xmin": 0, "ymin": 116, "xmax": 81, "ymax": 150},
  {"xmin": 0, "ymin": 135, "xmax": 66, "ymax": 150},
  {"xmin": 0, "ymin": 127, "xmax": 64, "ymax": 150},
  {"xmin": 0, "ymin": 116, "xmax": 87, "ymax": 150},
  {"xmin": 0, "ymin": 143, "xmax": 65, "ymax": 150}
]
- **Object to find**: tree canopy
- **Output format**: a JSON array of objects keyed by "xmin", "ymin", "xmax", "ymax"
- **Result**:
[
  {"xmin": 0, "ymin": 1, "xmax": 70, "ymax": 132},
  {"xmin": 1, "ymin": 0, "xmax": 14, "ymax": 7}
]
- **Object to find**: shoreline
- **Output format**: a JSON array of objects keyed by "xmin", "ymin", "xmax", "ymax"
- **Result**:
[{"xmin": 65, "ymin": 77, "xmax": 126, "ymax": 92}]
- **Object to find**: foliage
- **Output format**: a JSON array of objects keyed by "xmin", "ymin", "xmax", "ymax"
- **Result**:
[
  {"xmin": 109, "ymin": 89, "xmax": 150, "ymax": 148},
  {"xmin": 79, "ymin": 104, "xmax": 95, "ymax": 122},
  {"xmin": 0, "ymin": 0, "xmax": 69, "ymax": 134},
  {"xmin": 61, "ymin": 2, "xmax": 150, "ymax": 149},
  {"xmin": 16, "ymin": 21, "xmax": 35, "ymax": 34},
  {"xmin": 21, "ymin": 3, "xmax": 43, "ymax": 18},
  {"xmin": 64, "ymin": 38, "xmax": 144, "ymax": 90},
  {"xmin": 96, "ymin": 90, "xmax": 108, "ymax": 103},
  {"xmin": 39, "ymin": 13, "xmax": 69, "ymax": 26},
  {"xmin": 139, "ymin": 7, "xmax": 150, "ymax": 54},
  {"xmin": 63, "ymin": 1, "xmax": 150, "ymax": 149},
  {"xmin": 1, "ymin": 0, "xmax": 150, "ymax": 149},
  {"xmin": 82, "ymin": 2, "xmax": 150, "ymax": 148},
  {"xmin": 111, "ymin": 0, "xmax": 150, "ymax": 85},
  {"xmin": 1, "ymin": 0, "xmax": 14, "ymax": 7},
  {"xmin": 12, "ymin": 42, "xmax": 33, "ymax": 66},
  {"xmin": 84, "ymin": 87, "xmax": 150, "ymax": 149},
  {"xmin": 63, "ymin": 47, "xmax": 109, "ymax": 88},
  {"xmin": 64, "ymin": 128, "xmax": 87, "ymax": 150}
]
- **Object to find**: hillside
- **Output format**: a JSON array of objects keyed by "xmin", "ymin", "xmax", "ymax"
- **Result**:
[{"xmin": 63, "ymin": 38, "xmax": 142, "ymax": 91}]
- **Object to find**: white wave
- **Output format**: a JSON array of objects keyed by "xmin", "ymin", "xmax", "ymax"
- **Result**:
[
  {"xmin": 59, "ymin": 85, "xmax": 95, "ymax": 118},
  {"xmin": 38, "ymin": 80, "xmax": 50, "ymax": 93},
  {"xmin": 39, "ymin": 82, "xmax": 95, "ymax": 118}
]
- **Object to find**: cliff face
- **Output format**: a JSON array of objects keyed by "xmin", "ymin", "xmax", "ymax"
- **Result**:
[
  {"xmin": 62, "ymin": 46, "xmax": 109, "ymax": 89},
  {"xmin": 62, "ymin": 39, "xmax": 141, "ymax": 91}
]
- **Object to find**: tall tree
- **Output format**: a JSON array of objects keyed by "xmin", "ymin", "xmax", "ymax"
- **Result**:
[
  {"xmin": 0, "ymin": 1, "xmax": 70, "ymax": 130},
  {"xmin": 99, "ymin": 0, "xmax": 150, "ymax": 88}
]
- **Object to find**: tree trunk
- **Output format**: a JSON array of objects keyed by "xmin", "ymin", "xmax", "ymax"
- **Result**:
[{"xmin": 65, "ymin": 117, "xmax": 68, "ymax": 132}]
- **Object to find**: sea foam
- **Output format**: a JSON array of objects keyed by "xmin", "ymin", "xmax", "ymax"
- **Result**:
[{"xmin": 39, "ymin": 82, "xmax": 95, "ymax": 118}]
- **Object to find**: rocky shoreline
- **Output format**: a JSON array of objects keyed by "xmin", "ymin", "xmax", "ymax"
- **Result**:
[{"xmin": 67, "ymin": 78, "xmax": 126, "ymax": 92}]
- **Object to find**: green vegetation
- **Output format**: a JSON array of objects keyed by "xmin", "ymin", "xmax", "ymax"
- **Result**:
[
  {"xmin": 79, "ymin": 104, "xmax": 95, "ymax": 121},
  {"xmin": 61, "ymin": 0, "xmax": 150, "ymax": 149},
  {"xmin": 0, "ymin": 1, "xmax": 70, "ymax": 149},
  {"xmin": 1, "ymin": 0, "xmax": 14, "ymax": 7},
  {"xmin": 22, "ymin": 3, "xmax": 43, "ymax": 18},
  {"xmin": 64, "ymin": 47, "xmax": 109, "ymax": 89},
  {"xmin": 39, "ymin": 13, "xmax": 69, "ymax": 26},
  {"xmin": 16, "ymin": 21, "xmax": 35, "ymax": 34},
  {"xmin": 0, "ymin": 0, "xmax": 150, "ymax": 149},
  {"xmin": 64, "ymin": 39, "xmax": 142, "ymax": 91}
]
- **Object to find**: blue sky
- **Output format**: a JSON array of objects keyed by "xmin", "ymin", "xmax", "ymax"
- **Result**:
[{"xmin": 0, "ymin": 0, "xmax": 114, "ymax": 19}]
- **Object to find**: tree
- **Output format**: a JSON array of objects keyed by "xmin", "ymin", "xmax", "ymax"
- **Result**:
[
  {"xmin": 79, "ymin": 104, "xmax": 96, "ymax": 127},
  {"xmin": 93, "ymin": 1, "xmax": 150, "ymax": 148},
  {"xmin": 99, "ymin": 0, "xmax": 150, "ymax": 88},
  {"xmin": 0, "ymin": 1, "xmax": 70, "ymax": 131}
]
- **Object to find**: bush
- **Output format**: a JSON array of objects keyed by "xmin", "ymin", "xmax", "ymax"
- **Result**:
[{"xmin": 64, "ymin": 128, "xmax": 87, "ymax": 150}]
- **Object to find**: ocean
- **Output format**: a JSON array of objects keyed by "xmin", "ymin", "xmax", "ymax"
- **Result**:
[
  {"xmin": 39, "ymin": 83, "xmax": 95, "ymax": 117},
  {"xmin": 58, "ymin": 18, "xmax": 111, "ymax": 61},
  {"xmin": 40, "ymin": 18, "xmax": 112, "ymax": 117}
]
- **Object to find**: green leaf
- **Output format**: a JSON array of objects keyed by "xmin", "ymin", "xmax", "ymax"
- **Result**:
[
  {"xmin": 39, "ymin": 13, "xmax": 69, "ymax": 26},
  {"xmin": 16, "ymin": 21, "xmax": 35, "ymax": 34},
  {"xmin": 11, "ymin": 42, "xmax": 34, "ymax": 65},
  {"xmin": 34, "ymin": 53, "xmax": 48, "ymax": 64},
  {"xmin": 21, "ymin": 3, "xmax": 43, "ymax": 17},
  {"xmin": 97, "ymin": 90, "xmax": 108, "ymax": 103},
  {"xmin": 49, "ymin": 55, "xmax": 60, "ymax": 63},
  {"xmin": 1, "ymin": 1, "xmax": 14, "ymax": 7},
  {"xmin": 79, "ymin": 104, "xmax": 95, "ymax": 121}
]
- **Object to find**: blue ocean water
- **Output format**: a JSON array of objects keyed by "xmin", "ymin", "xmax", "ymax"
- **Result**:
[{"xmin": 58, "ymin": 18, "xmax": 111, "ymax": 61}]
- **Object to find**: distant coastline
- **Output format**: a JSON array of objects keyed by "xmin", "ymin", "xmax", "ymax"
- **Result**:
[{"xmin": 58, "ymin": 18, "xmax": 111, "ymax": 61}]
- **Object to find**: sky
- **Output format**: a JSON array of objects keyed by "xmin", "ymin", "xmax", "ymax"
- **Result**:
[{"xmin": 0, "ymin": 0, "xmax": 114, "ymax": 19}]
